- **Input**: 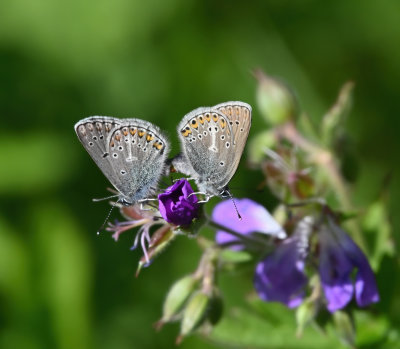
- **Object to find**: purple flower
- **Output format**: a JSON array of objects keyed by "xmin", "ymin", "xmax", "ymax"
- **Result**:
[
  {"xmin": 319, "ymin": 218, "xmax": 380, "ymax": 312},
  {"xmin": 158, "ymin": 179, "xmax": 199, "ymax": 226},
  {"xmin": 254, "ymin": 238, "xmax": 307, "ymax": 308},
  {"xmin": 213, "ymin": 198, "xmax": 286, "ymax": 249}
]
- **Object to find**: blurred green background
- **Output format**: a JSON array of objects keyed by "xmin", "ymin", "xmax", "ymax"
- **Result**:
[{"xmin": 1, "ymin": 0, "xmax": 399, "ymax": 348}]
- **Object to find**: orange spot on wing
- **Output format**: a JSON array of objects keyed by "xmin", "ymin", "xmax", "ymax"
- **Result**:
[{"xmin": 190, "ymin": 119, "xmax": 198, "ymax": 129}]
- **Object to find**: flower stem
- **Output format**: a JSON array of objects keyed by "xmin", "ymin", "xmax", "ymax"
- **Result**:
[
  {"xmin": 207, "ymin": 220, "xmax": 270, "ymax": 248},
  {"xmin": 276, "ymin": 121, "xmax": 366, "ymax": 251}
]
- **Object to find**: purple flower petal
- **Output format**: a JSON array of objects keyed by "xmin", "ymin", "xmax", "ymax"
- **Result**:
[
  {"xmin": 213, "ymin": 198, "xmax": 286, "ymax": 249},
  {"xmin": 158, "ymin": 180, "xmax": 199, "ymax": 226},
  {"xmin": 319, "ymin": 226, "xmax": 354, "ymax": 312},
  {"xmin": 329, "ymin": 220, "xmax": 380, "ymax": 307},
  {"xmin": 319, "ymin": 220, "xmax": 380, "ymax": 312},
  {"xmin": 254, "ymin": 239, "xmax": 307, "ymax": 308}
]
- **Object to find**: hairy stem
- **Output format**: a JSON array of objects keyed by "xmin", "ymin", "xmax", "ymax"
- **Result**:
[{"xmin": 276, "ymin": 121, "xmax": 366, "ymax": 251}]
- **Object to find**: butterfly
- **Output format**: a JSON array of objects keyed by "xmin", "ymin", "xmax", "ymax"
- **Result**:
[
  {"xmin": 74, "ymin": 117, "xmax": 170, "ymax": 206},
  {"xmin": 171, "ymin": 101, "xmax": 252, "ymax": 199}
]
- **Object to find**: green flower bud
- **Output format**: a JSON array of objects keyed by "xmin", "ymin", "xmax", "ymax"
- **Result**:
[
  {"xmin": 179, "ymin": 291, "xmax": 210, "ymax": 340},
  {"xmin": 272, "ymin": 204, "xmax": 288, "ymax": 226},
  {"xmin": 254, "ymin": 69, "xmax": 299, "ymax": 126},
  {"xmin": 333, "ymin": 311, "xmax": 355, "ymax": 348},
  {"xmin": 247, "ymin": 130, "xmax": 276, "ymax": 165},
  {"xmin": 136, "ymin": 226, "xmax": 176, "ymax": 277},
  {"xmin": 160, "ymin": 275, "xmax": 199, "ymax": 325},
  {"xmin": 296, "ymin": 298, "xmax": 318, "ymax": 337},
  {"xmin": 288, "ymin": 171, "xmax": 314, "ymax": 200}
]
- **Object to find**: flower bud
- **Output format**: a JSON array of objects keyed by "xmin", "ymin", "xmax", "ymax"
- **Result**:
[
  {"xmin": 159, "ymin": 275, "xmax": 199, "ymax": 326},
  {"xmin": 287, "ymin": 171, "xmax": 314, "ymax": 200},
  {"xmin": 247, "ymin": 130, "xmax": 276, "ymax": 165},
  {"xmin": 295, "ymin": 298, "xmax": 318, "ymax": 337},
  {"xmin": 178, "ymin": 291, "xmax": 210, "ymax": 341},
  {"xmin": 254, "ymin": 69, "xmax": 299, "ymax": 126},
  {"xmin": 136, "ymin": 226, "xmax": 176, "ymax": 277},
  {"xmin": 158, "ymin": 179, "xmax": 199, "ymax": 227},
  {"xmin": 333, "ymin": 311, "xmax": 355, "ymax": 348}
]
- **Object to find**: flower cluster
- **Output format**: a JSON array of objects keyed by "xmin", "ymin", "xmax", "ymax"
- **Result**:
[{"xmin": 214, "ymin": 200, "xmax": 379, "ymax": 313}]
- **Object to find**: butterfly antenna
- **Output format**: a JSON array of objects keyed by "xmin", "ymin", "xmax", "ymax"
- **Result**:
[
  {"xmin": 227, "ymin": 191, "xmax": 242, "ymax": 220},
  {"xmin": 92, "ymin": 194, "xmax": 120, "ymax": 202},
  {"xmin": 96, "ymin": 199, "xmax": 120, "ymax": 235}
]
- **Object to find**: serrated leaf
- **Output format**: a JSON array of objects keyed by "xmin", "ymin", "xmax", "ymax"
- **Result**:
[{"xmin": 209, "ymin": 306, "xmax": 340, "ymax": 349}]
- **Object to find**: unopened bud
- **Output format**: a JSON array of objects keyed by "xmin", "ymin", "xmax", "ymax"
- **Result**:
[
  {"xmin": 247, "ymin": 130, "xmax": 276, "ymax": 165},
  {"xmin": 254, "ymin": 69, "xmax": 299, "ymax": 126},
  {"xmin": 288, "ymin": 171, "xmax": 314, "ymax": 200},
  {"xmin": 333, "ymin": 311, "xmax": 355, "ymax": 348},
  {"xmin": 136, "ymin": 226, "xmax": 175, "ymax": 277},
  {"xmin": 296, "ymin": 299, "xmax": 318, "ymax": 337},
  {"xmin": 159, "ymin": 275, "xmax": 199, "ymax": 326},
  {"xmin": 179, "ymin": 291, "xmax": 210, "ymax": 339}
]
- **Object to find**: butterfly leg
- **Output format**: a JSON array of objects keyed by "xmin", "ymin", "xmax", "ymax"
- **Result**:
[
  {"xmin": 173, "ymin": 177, "xmax": 196, "ymax": 183},
  {"xmin": 187, "ymin": 191, "xmax": 210, "ymax": 203},
  {"xmin": 138, "ymin": 198, "xmax": 159, "ymax": 211},
  {"xmin": 197, "ymin": 196, "xmax": 211, "ymax": 204}
]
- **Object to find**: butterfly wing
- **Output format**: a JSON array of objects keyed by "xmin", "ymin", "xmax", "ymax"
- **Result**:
[
  {"xmin": 213, "ymin": 101, "xmax": 252, "ymax": 181},
  {"xmin": 75, "ymin": 116, "xmax": 169, "ymax": 202}
]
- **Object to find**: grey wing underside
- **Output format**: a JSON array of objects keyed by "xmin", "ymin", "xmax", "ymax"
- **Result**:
[
  {"xmin": 174, "ymin": 101, "xmax": 252, "ymax": 192},
  {"xmin": 74, "ymin": 116, "xmax": 169, "ymax": 202}
]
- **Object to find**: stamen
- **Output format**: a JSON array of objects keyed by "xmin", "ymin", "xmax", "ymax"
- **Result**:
[{"xmin": 141, "ymin": 230, "xmax": 150, "ymax": 264}]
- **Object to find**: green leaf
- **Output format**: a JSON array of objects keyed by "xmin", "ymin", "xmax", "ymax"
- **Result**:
[
  {"xmin": 362, "ymin": 199, "xmax": 394, "ymax": 269},
  {"xmin": 354, "ymin": 311, "xmax": 391, "ymax": 347},
  {"xmin": 208, "ymin": 306, "xmax": 341, "ymax": 349},
  {"xmin": 220, "ymin": 249, "xmax": 253, "ymax": 264}
]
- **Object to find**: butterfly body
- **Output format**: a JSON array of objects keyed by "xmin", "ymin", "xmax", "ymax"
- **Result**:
[{"xmin": 74, "ymin": 116, "xmax": 169, "ymax": 205}]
